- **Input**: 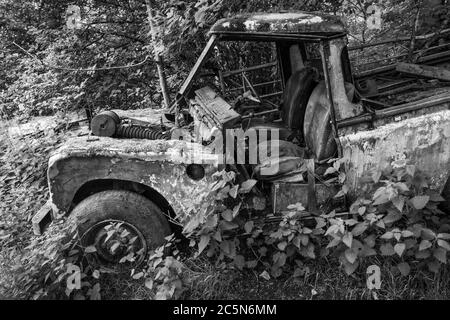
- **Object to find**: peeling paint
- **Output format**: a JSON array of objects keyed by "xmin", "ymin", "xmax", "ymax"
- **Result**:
[
  {"xmin": 341, "ymin": 110, "xmax": 450, "ymax": 194},
  {"xmin": 210, "ymin": 11, "xmax": 345, "ymax": 35}
]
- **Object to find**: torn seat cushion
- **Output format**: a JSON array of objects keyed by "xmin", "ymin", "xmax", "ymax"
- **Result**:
[{"xmin": 254, "ymin": 140, "xmax": 306, "ymax": 180}]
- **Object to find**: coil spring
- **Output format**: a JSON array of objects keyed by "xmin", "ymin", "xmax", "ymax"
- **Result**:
[{"xmin": 116, "ymin": 125, "xmax": 170, "ymax": 140}]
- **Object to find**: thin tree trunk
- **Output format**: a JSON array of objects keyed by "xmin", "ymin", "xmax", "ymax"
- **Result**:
[
  {"xmin": 409, "ymin": 2, "xmax": 421, "ymax": 61},
  {"xmin": 145, "ymin": 0, "xmax": 171, "ymax": 109}
]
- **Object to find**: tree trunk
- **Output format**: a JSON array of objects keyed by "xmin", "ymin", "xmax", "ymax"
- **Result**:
[{"xmin": 145, "ymin": 0, "xmax": 171, "ymax": 109}]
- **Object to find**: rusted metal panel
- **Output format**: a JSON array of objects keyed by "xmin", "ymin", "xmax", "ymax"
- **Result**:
[
  {"xmin": 341, "ymin": 109, "xmax": 450, "ymax": 196},
  {"xmin": 209, "ymin": 12, "xmax": 345, "ymax": 36},
  {"xmin": 47, "ymin": 137, "xmax": 220, "ymax": 223}
]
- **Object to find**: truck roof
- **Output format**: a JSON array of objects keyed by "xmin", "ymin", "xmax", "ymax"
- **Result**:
[{"xmin": 209, "ymin": 11, "xmax": 346, "ymax": 40}]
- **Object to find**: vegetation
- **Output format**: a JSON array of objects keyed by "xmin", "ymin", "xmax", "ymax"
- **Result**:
[{"xmin": 0, "ymin": 0, "xmax": 449, "ymax": 300}]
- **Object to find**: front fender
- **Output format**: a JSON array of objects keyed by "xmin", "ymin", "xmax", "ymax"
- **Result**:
[{"xmin": 47, "ymin": 136, "xmax": 220, "ymax": 222}]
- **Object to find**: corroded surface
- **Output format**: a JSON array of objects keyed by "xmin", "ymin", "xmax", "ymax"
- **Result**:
[
  {"xmin": 210, "ymin": 12, "xmax": 345, "ymax": 35},
  {"xmin": 48, "ymin": 136, "xmax": 220, "ymax": 222},
  {"xmin": 341, "ymin": 110, "xmax": 450, "ymax": 194}
]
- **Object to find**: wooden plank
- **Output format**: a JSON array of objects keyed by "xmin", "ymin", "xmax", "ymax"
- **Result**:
[
  {"xmin": 396, "ymin": 62, "xmax": 450, "ymax": 81},
  {"xmin": 355, "ymin": 50, "xmax": 450, "ymax": 79},
  {"xmin": 32, "ymin": 200, "xmax": 53, "ymax": 235}
]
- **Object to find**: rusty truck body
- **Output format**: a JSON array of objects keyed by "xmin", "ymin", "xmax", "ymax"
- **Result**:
[{"xmin": 34, "ymin": 12, "xmax": 450, "ymax": 268}]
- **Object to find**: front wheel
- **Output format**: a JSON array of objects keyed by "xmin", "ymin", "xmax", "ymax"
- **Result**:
[{"xmin": 69, "ymin": 190, "xmax": 171, "ymax": 270}]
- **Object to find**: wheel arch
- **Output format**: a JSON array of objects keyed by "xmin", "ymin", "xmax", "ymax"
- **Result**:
[{"xmin": 69, "ymin": 179, "xmax": 180, "ymax": 231}]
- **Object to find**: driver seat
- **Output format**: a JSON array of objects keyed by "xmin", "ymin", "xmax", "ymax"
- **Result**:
[{"xmin": 251, "ymin": 67, "xmax": 319, "ymax": 180}]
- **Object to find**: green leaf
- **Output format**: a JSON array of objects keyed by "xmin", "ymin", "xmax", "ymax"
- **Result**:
[
  {"xmin": 391, "ymin": 196, "xmax": 405, "ymax": 212},
  {"xmin": 277, "ymin": 241, "xmax": 287, "ymax": 251},
  {"xmin": 239, "ymin": 179, "xmax": 257, "ymax": 194},
  {"xmin": 397, "ymin": 262, "xmax": 410, "ymax": 276},
  {"xmin": 428, "ymin": 260, "xmax": 441, "ymax": 273},
  {"xmin": 419, "ymin": 239, "xmax": 432, "ymax": 251},
  {"xmin": 410, "ymin": 195, "xmax": 430, "ymax": 210},
  {"xmin": 342, "ymin": 232, "xmax": 353, "ymax": 248},
  {"xmin": 352, "ymin": 222, "xmax": 368, "ymax": 236},
  {"xmin": 228, "ymin": 185, "xmax": 239, "ymax": 198},
  {"xmin": 221, "ymin": 209, "xmax": 233, "ymax": 222},
  {"xmin": 344, "ymin": 248, "xmax": 358, "ymax": 264},
  {"xmin": 415, "ymin": 249, "xmax": 431, "ymax": 259},
  {"xmin": 380, "ymin": 243, "xmax": 395, "ymax": 256},
  {"xmin": 381, "ymin": 231, "xmax": 393, "ymax": 240},
  {"xmin": 244, "ymin": 221, "xmax": 254, "ymax": 233},
  {"xmin": 340, "ymin": 255, "xmax": 359, "ymax": 275},
  {"xmin": 433, "ymin": 248, "xmax": 447, "ymax": 264},
  {"xmin": 394, "ymin": 243, "xmax": 406, "ymax": 257},
  {"xmin": 438, "ymin": 233, "xmax": 450, "ymax": 240},
  {"xmin": 85, "ymin": 246, "xmax": 97, "ymax": 253},
  {"xmin": 383, "ymin": 211, "xmax": 402, "ymax": 225},
  {"xmin": 198, "ymin": 235, "xmax": 210, "ymax": 255},
  {"xmin": 421, "ymin": 228, "xmax": 436, "ymax": 240},
  {"xmin": 259, "ymin": 270, "xmax": 270, "ymax": 280},
  {"xmin": 437, "ymin": 239, "xmax": 450, "ymax": 251},
  {"xmin": 234, "ymin": 255, "xmax": 245, "ymax": 270},
  {"xmin": 401, "ymin": 230, "xmax": 414, "ymax": 238}
]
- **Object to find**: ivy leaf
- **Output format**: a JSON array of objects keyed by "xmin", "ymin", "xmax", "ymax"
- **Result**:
[
  {"xmin": 428, "ymin": 260, "xmax": 441, "ymax": 273},
  {"xmin": 244, "ymin": 221, "xmax": 254, "ymax": 234},
  {"xmin": 381, "ymin": 231, "xmax": 393, "ymax": 240},
  {"xmin": 433, "ymin": 248, "xmax": 447, "ymax": 264},
  {"xmin": 394, "ymin": 243, "xmax": 406, "ymax": 257},
  {"xmin": 198, "ymin": 235, "xmax": 210, "ymax": 255},
  {"xmin": 410, "ymin": 196, "xmax": 430, "ymax": 210},
  {"xmin": 342, "ymin": 232, "xmax": 353, "ymax": 248},
  {"xmin": 401, "ymin": 230, "xmax": 414, "ymax": 238},
  {"xmin": 380, "ymin": 243, "xmax": 395, "ymax": 256},
  {"xmin": 145, "ymin": 279, "xmax": 153, "ymax": 290},
  {"xmin": 351, "ymin": 222, "xmax": 368, "ymax": 236},
  {"xmin": 85, "ymin": 246, "xmax": 97, "ymax": 253},
  {"xmin": 232, "ymin": 203, "xmax": 242, "ymax": 218},
  {"xmin": 233, "ymin": 255, "xmax": 245, "ymax": 270},
  {"xmin": 397, "ymin": 262, "xmax": 410, "ymax": 276},
  {"xmin": 437, "ymin": 239, "xmax": 450, "ymax": 251},
  {"xmin": 419, "ymin": 239, "xmax": 432, "ymax": 251},
  {"xmin": 228, "ymin": 185, "xmax": 239, "ymax": 198},
  {"xmin": 438, "ymin": 233, "xmax": 450, "ymax": 240},
  {"xmin": 277, "ymin": 241, "xmax": 287, "ymax": 251},
  {"xmin": 221, "ymin": 209, "xmax": 233, "ymax": 222},
  {"xmin": 383, "ymin": 211, "xmax": 402, "ymax": 225},
  {"xmin": 132, "ymin": 272, "xmax": 144, "ymax": 280},
  {"xmin": 246, "ymin": 260, "xmax": 258, "ymax": 269},
  {"xmin": 391, "ymin": 196, "xmax": 405, "ymax": 212},
  {"xmin": 259, "ymin": 270, "xmax": 270, "ymax": 281},
  {"xmin": 239, "ymin": 179, "xmax": 257, "ymax": 194},
  {"xmin": 344, "ymin": 248, "xmax": 358, "ymax": 264},
  {"xmin": 421, "ymin": 228, "xmax": 436, "ymax": 240},
  {"xmin": 340, "ymin": 254, "xmax": 359, "ymax": 275},
  {"xmin": 357, "ymin": 206, "xmax": 367, "ymax": 216},
  {"xmin": 415, "ymin": 249, "xmax": 431, "ymax": 259}
]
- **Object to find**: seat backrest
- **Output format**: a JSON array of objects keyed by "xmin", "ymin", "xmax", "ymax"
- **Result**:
[{"xmin": 281, "ymin": 67, "xmax": 319, "ymax": 131}]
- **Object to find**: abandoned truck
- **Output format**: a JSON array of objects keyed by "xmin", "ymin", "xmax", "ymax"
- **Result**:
[{"xmin": 33, "ymin": 12, "xmax": 450, "ymax": 268}]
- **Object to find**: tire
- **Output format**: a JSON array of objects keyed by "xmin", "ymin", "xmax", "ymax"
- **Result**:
[{"xmin": 70, "ymin": 190, "xmax": 171, "ymax": 268}]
